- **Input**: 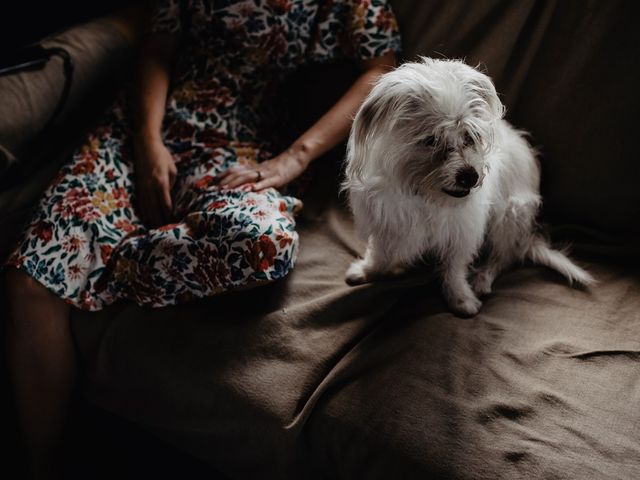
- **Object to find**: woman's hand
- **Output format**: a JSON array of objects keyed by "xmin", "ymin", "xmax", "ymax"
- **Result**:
[
  {"xmin": 217, "ymin": 146, "xmax": 311, "ymax": 191},
  {"xmin": 131, "ymin": 30, "xmax": 179, "ymax": 228},
  {"xmin": 133, "ymin": 138, "xmax": 178, "ymax": 228},
  {"xmin": 217, "ymin": 53, "xmax": 396, "ymax": 193}
]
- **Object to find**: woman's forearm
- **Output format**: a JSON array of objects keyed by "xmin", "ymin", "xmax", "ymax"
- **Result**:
[
  {"xmin": 131, "ymin": 33, "xmax": 180, "ymax": 227},
  {"xmin": 288, "ymin": 52, "xmax": 397, "ymax": 165},
  {"xmin": 132, "ymin": 33, "xmax": 178, "ymax": 146},
  {"xmin": 217, "ymin": 52, "xmax": 397, "ymax": 190}
]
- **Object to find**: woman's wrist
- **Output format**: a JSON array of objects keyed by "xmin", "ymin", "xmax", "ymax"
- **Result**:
[
  {"xmin": 133, "ymin": 129, "xmax": 163, "ymax": 153},
  {"xmin": 134, "ymin": 127, "xmax": 162, "ymax": 143},
  {"xmin": 132, "ymin": 130, "xmax": 166, "ymax": 167},
  {"xmin": 287, "ymin": 139, "xmax": 320, "ymax": 166}
]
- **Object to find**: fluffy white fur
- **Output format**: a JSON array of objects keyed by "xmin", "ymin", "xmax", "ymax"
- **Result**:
[{"xmin": 343, "ymin": 57, "xmax": 595, "ymax": 317}]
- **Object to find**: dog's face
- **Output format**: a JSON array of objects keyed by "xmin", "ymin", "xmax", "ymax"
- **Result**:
[
  {"xmin": 406, "ymin": 122, "xmax": 488, "ymax": 199},
  {"xmin": 347, "ymin": 58, "xmax": 505, "ymax": 201}
]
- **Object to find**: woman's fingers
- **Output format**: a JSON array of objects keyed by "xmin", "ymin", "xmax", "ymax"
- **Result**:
[
  {"xmin": 220, "ymin": 170, "xmax": 247, "ymax": 188},
  {"xmin": 216, "ymin": 161, "xmax": 292, "ymax": 190},
  {"xmin": 136, "ymin": 174, "xmax": 173, "ymax": 229},
  {"xmin": 253, "ymin": 174, "xmax": 280, "ymax": 191},
  {"xmin": 138, "ymin": 188, "xmax": 153, "ymax": 226},
  {"xmin": 227, "ymin": 172, "xmax": 259, "ymax": 188},
  {"xmin": 132, "ymin": 140, "xmax": 179, "ymax": 228},
  {"xmin": 147, "ymin": 191, "xmax": 164, "ymax": 228},
  {"xmin": 218, "ymin": 172, "xmax": 242, "ymax": 187},
  {"xmin": 168, "ymin": 163, "xmax": 177, "ymax": 187},
  {"xmin": 215, "ymin": 168, "xmax": 232, "ymax": 180},
  {"xmin": 216, "ymin": 165, "xmax": 247, "ymax": 183},
  {"xmin": 219, "ymin": 167, "xmax": 260, "ymax": 188},
  {"xmin": 152, "ymin": 170, "xmax": 174, "ymax": 226},
  {"xmin": 140, "ymin": 191, "xmax": 160, "ymax": 228},
  {"xmin": 157, "ymin": 183, "xmax": 174, "ymax": 225},
  {"xmin": 136, "ymin": 194, "xmax": 148, "ymax": 226}
]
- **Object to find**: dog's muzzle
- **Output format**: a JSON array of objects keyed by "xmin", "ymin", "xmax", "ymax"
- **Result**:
[
  {"xmin": 442, "ymin": 187, "xmax": 471, "ymax": 198},
  {"xmin": 443, "ymin": 167, "xmax": 479, "ymax": 198}
]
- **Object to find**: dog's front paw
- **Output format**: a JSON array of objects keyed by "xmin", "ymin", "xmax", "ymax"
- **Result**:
[
  {"xmin": 345, "ymin": 259, "xmax": 370, "ymax": 285},
  {"xmin": 450, "ymin": 294, "xmax": 482, "ymax": 318}
]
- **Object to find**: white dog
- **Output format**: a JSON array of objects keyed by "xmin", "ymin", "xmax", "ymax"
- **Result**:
[{"xmin": 343, "ymin": 57, "xmax": 594, "ymax": 317}]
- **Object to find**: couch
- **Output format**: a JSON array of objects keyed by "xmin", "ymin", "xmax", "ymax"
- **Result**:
[{"xmin": 2, "ymin": 1, "xmax": 639, "ymax": 478}]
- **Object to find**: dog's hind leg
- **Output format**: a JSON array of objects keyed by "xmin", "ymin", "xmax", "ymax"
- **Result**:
[
  {"xmin": 471, "ymin": 198, "xmax": 537, "ymax": 296},
  {"xmin": 470, "ymin": 244, "xmax": 517, "ymax": 297},
  {"xmin": 345, "ymin": 236, "xmax": 406, "ymax": 285}
]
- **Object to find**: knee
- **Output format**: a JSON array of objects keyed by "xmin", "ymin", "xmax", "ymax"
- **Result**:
[
  {"xmin": 4, "ymin": 268, "xmax": 62, "ymax": 317},
  {"xmin": 3, "ymin": 268, "xmax": 69, "ymax": 333},
  {"xmin": 4, "ymin": 268, "xmax": 47, "ymax": 299},
  {"xmin": 261, "ymin": 218, "xmax": 299, "ymax": 256},
  {"xmin": 245, "ymin": 227, "xmax": 299, "ymax": 279}
]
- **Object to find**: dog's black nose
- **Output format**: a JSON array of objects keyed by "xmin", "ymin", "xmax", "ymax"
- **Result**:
[{"xmin": 455, "ymin": 167, "xmax": 479, "ymax": 189}]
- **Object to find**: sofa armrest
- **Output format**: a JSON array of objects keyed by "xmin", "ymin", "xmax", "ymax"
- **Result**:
[
  {"xmin": 0, "ymin": 6, "xmax": 144, "ymax": 260},
  {"xmin": 0, "ymin": 6, "xmax": 142, "ymax": 176}
]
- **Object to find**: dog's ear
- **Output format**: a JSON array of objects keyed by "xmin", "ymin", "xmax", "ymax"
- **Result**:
[
  {"xmin": 346, "ymin": 81, "xmax": 401, "ymax": 183},
  {"xmin": 345, "ymin": 96, "xmax": 373, "ymax": 184},
  {"xmin": 353, "ymin": 96, "xmax": 377, "ymax": 147},
  {"xmin": 468, "ymin": 70, "xmax": 505, "ymax": 120}
]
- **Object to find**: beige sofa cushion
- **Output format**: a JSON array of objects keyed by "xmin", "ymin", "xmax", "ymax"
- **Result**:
[{"xmin": 72, "ymin": 198, "xmax": 640, "ymax": 479}]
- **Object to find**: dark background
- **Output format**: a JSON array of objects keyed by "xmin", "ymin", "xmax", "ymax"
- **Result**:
[{"xmin": 1, "ymin": 1, "xmax": 135, "ymax": 53}]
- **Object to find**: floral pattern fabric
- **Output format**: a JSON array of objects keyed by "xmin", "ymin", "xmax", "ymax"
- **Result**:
[{"xmin": 6, "ymin": 0, "xmax": 401, "ymax": 311}]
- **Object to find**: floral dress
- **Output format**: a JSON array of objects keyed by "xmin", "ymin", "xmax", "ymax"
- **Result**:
[{"xmin": 6, "ymin": 0, "xmax": 401, "ymax": 310}]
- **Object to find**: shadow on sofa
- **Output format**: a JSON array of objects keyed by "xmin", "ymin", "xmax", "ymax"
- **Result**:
[{"xmin": 1, "ymin": 1, "xmax": 639, "ymax": 479}]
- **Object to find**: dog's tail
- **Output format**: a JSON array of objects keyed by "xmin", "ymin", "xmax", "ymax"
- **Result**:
[{"xmin": 525, "ymin": 235, "xmax": 596, "ymax": 286}]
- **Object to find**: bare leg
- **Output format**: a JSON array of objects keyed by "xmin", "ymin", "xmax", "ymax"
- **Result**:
[{"xmin": 4, "ymin": 268, "xmax": 74, "ymax": 480}]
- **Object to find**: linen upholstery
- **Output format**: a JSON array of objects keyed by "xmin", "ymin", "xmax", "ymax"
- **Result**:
[{"xmin": 1, "ymin": 1, "xmax": 638, "ymax": 478}]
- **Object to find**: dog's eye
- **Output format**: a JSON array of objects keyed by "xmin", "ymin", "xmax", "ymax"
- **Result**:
[
  {"xmin": 421, "ymin": 136, "xmax": 436, "ymax": 148},
  {"xmin": 433, "ymin": 147, "xmax": 449, "ymax": 163},
  {"xmin": 463, "ymin": 132, "xmax": 474, "ymax": 147}
]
